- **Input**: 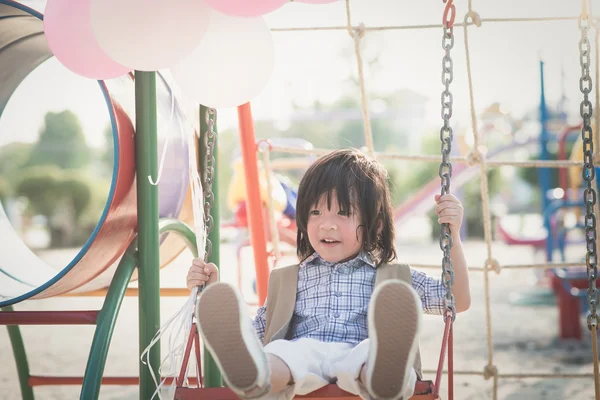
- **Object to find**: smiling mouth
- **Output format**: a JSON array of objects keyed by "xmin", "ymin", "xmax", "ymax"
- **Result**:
[{"xmin": 321, "ymin": 239, "xmax": 340, "ymax": 244}]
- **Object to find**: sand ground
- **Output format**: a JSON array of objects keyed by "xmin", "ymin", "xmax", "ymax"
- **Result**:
[{"xmin": 1, "ymin": 238, "xmax": 599, "ymax": 400}]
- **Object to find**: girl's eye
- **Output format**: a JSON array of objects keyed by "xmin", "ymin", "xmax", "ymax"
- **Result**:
[
  {"xmin": 338, "ymin": 210, "xmax": 349, "ymax": 216},
  {"xmin": 309, "ymin": 210, "xmax": 320, "ymax": 216}
]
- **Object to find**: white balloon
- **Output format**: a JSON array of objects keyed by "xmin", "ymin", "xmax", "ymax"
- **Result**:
[
  {"xmin": 171, "ymin": 11, "xmax": 274, "ymax": 108},
  {"xmin": 90, "ymin": 0, "xmax": 212, "ymax": 71}
]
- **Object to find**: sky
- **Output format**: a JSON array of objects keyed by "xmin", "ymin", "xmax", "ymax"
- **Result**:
[{"xmin": 0, "ymin": 0, "xmax": 597, "ymax": 150}]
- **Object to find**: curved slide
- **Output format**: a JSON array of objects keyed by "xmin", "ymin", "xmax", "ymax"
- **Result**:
[
  {"xmin": 393, "ymin": 137, "xmax": 537, "ymax": 224},
  {"xmin": 0, "ymin": 0, "xmax": 194, "ymax": 307},
  {"xmin": 227, "ymin": 139, "xmax": 536, "ymax": 250}
]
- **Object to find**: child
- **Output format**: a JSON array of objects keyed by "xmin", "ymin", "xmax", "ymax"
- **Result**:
[{"xmin": 186, "ymin": 148, "xmax": 471, "ymax": 400}]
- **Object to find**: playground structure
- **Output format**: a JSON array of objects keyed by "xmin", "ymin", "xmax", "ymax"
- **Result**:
[
  {"xmin": 493, "ymin": 63, "xmax": 600, "ymax": 341},
  {"xmin": 0, "ymin": 69, "xmax": 196, "ymax": 302},
  {"xmin": 226, "ymin": 125, "xmax": 547, "ymax": 297},
  {"xmin": 0, "ymin": 1, "xmax": 598, "ymax": 400},
  {"xmin": 0, "ymin": 2, "xmax": 203, "ymax": 399}
]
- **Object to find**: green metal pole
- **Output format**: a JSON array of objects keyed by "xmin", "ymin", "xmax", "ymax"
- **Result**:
[
  {"xmin": 81, "ymin": 246, "xmax": 138, "ymax": 400},
  {"xmin": 134, "ymin": 71, "xmax": 160, "ymax": 400},
  {"xmin": 3, "ymin": 305, "xmax": 35, "ymax": 400},
  {"xmin": 199, "ymin": 105, "xmax": 222, "ymax": 388},
  {"xmin": 82, "ymin": 219, "xmax": 199, "ymax": 399}
]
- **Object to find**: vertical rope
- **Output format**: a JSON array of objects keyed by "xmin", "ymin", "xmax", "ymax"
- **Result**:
[
  {"xmin": 345, "ymin": 0, "xmax": 375, "ymax": 156},
  {"xmin": 462, "ymin": 7, "xmax": 499, "ymax": 399},
  {"xmin": 589, "ymin": 14, "xmax": 600, "ymax": 393},
  {"xmin": 580, "ymin": 3, "xmax": 600, "ymax": 397},
  {"xmin": 587, "ymin": 2, "xmax": 600, "ymax": 304},
  {"xmin": 589, "ymin": 7, "xmax": 600, "ymax": 396}
]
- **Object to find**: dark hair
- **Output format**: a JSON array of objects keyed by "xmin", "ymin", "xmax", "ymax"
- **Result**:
[{"xmin": 295, "ymin": 148, "xmax": 396, "ymax": 266}]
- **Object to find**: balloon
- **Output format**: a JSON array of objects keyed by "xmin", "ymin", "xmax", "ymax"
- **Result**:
[
  {"xmin": 205, "ymin": 0, "xmax": 287, "ymax": 17},
  {"xmin": 295, "ymin": 0, "xmax": 340, "ymax": 3},
  {"xmin": 90, "ymin": 0, "xmax": 212, "ymax": 71},
  {"xmin": 43, "ymin": 0, "xmax": 130, "ymax": 79},
  {"xmin": 171, "ymin": 11, "xmax": 274, "ymax": 108}
]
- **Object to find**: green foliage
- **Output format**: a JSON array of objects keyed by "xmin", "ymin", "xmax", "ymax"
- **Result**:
[
  {"xmin": 16, "ymin": 166, "xmax": 63, "ymax": 217},
  {"xmin": 409, "ymin": 133, "xmax": 506, "ymax": 239},
  {"xmin": 27, "ymin": 110, "xmax": 91, "ymax": 169},
  {"xmin": 58, "ymin": 173, "xmax": 92, "ymax": 220},
  {"xmin": 518, "ymin": 140, "xmax": 575, "ymax": 189},
  {"xmin": 0, "ymin": 177, "xmax": 10, "ymax": 204},
  {"xmin": 461, "ymin": 169, "xmax": 501, "ymax": 238},
  {"xmin": 15, "ymin": 167, "xmax": 98, "ymax": 247},
  {"xmin": 0, "ymin": 109, "xmax": 114, "ymax": 246},
  {"xmin": 0, "ymin": 142, "xmax": 32, "ymax": 185},
  {"xmin": 424, "ymin": 170, "xmax": 502, "ymax": 239},
  {"xmin": 101, "ymin": 124, "xmax": 114, "ymax": 176},
  {"xmin": 75, "ymin": 177, "xmax": 112, "ymax": 245},
  {"xmin": 216, "ymin": 128, "xmax": 239, "ymax": 220}
]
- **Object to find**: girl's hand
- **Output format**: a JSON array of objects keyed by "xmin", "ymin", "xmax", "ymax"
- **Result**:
[
  {"xmin": 434, "ymin": 194, "xmax": 464, "ymax": 233},
  {"xmin": 186, "ymin": 258, "xmax": 218, "ymax": 290}
]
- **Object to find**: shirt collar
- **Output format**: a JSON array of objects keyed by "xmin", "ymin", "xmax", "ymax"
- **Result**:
[{"xmin": 300, "ymin": 251, "xmax": 376, "ymax": 269}]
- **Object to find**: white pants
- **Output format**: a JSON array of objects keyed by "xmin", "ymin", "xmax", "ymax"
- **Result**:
[{"xmin": 262, "ymin": 338, "xmax": 417, "ymax": 400}]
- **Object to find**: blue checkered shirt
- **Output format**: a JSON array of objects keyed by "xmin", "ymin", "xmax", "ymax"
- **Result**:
[{"xmin": 252, "ymin": 252, "xmax": 447, "ymax": 345}]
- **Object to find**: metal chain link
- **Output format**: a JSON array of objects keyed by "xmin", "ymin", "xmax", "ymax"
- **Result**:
[
  {"xmin": 579, "ymin": 15, "xmax": 599, "ymax": 331},
  {"xmin": 203, "ymin": 108, "xmax": 217, "ymax": 261},
  {"xmin": 440, "ymin": 6, "xmax": 456, "ymax": 322}
]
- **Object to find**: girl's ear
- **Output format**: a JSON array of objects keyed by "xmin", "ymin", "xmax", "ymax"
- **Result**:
[{"xmin": 376, "ymin": 217, "xmax": 383, "ymax": 234}]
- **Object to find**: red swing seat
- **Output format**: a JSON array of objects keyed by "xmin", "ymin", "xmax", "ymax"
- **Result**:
[
  {"xmin": 173, "ymin": 321, "xmax": 451, "ymax": 400},
  {"xmin": 174, "ymin": 380, "xmax": 435, "ymax": 400}
]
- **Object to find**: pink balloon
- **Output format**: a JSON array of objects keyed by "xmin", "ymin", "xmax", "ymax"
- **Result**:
[
  {"xmin": 43, "ymin": 0, "xmax": 130, "ymax": 80},
  {"xmin": 205, "ymin": 0, "xmax": 287, "ymax": 17},
  {"xmin": 295, "ymin": 0, "xmax": 340, "ymax": 3}
]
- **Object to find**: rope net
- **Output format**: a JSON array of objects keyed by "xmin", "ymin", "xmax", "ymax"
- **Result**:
[{"xmin": 254, "ymin": 1, "xmax": 600, "ymax": 399}]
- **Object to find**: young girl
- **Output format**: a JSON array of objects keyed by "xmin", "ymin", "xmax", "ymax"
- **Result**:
[{"xmin": 186, "ymin": 148, "xmax": 470, "ymax": 400}]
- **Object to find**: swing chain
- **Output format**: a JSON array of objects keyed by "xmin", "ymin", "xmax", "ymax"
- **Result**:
[
  {"xmin": 579, "ymin": 15, "xmax": 599, "ymax": 331},
  {"xmin": 440, "ymin": 16, "xmax": 456, "ymax": 322},
  {"xmin": 203, "ymin": 107, "xmax": 217, "ymax": 261}
]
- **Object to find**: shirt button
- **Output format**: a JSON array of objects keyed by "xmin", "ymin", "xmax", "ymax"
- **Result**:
[
  {"xmin": 333, "ymin": 312, "xmax": 340, "ymax": 318},
  {"xmin": 335, "ymin": 291, "xmax": 342, "ymax": 297}
]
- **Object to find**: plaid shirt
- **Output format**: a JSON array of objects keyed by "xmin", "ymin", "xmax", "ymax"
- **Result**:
[{"xmin": 253, "ymin": 252, "xmax": 447, "ymax": 345}]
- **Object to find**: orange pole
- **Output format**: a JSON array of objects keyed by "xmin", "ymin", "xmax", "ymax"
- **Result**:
[{"xmin": 237, "ymin": 103, "xmax": 270, "ymax": 305}]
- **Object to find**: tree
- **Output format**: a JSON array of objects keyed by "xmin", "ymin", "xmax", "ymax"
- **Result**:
[
  {"xmin": 16, "ymin": 166, "xmax": 92, "ymax": 247},
  {"xmin": 0, "ymin": 142, "xmax": 32, "ymax": 184},
  {"xmin": 518, "ymin": 140, "xmax": 575, "ymax": 191},
  {"xmin": 101, "ymin": 123, "xmax": 114, "ymax": 176},
  {"xmin": 0, "ymin": 177, "xmax": 9, "ymax": 204},
  {"xmin": 16, "ymin": 166, "xmax": 62, "ymax": 218},
  {"xmin": 27, "ymin": 110, "xmax": 91, "ymax": 169}
]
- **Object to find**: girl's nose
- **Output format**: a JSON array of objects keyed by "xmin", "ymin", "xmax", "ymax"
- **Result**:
[{"xmin": 320, "ymin": 220, "xmax": 337, "ymax": 231}]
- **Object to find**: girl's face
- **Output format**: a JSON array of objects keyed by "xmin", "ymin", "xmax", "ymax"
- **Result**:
[{"xmin": 306, "ymin": 190, "xmax": 363, "ymax": 263}]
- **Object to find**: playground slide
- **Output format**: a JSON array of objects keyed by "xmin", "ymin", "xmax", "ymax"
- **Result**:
[
  {"xmin": 393, "ymin": 138, "xmax": 537, "ymax": 224},
  {"xmin": 229, "ymin": 139, "xmax": 536, "ymax": 251},
  {"xmin": 0, "ymin": 1, "xmax": 194, "ymax": 307},
  {"xmin": 495, "ymin": 132, "xmax": 590, "ymax": 248},
  {"xmin": 393, "ymin": 163, "xmax": 471, "ymax": 224}
]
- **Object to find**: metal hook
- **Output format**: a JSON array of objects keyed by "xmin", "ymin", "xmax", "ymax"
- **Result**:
[{"xmin": 442, "ymin": 0, "xmax": 456, "ymax": 29}]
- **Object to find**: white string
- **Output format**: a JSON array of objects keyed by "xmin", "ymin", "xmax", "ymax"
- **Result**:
[
  {"xmin": 148, "ymin": 77, "xmax": 176, "ymax": 186},
  {"xmin": 188, "ymin": 117, "xmax": 208, "ymax": 262},
  {"xmin": 141, "ymin": 104, "xmax": 208, "ymax": 399},
  {"xmin": 140, "ymin": 286, "xmax": 198, "ymax": 399}
]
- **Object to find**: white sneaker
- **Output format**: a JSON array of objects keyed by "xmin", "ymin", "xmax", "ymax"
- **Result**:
[
  {"xmin": 195, "ymin": 282, "xmax": 270, "ymax": 398},
  {"xmin": 365, "ymin": 280, "xmax": 422, "ymax": 400}
]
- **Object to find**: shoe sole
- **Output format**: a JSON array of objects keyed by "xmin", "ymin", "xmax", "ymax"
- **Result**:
[
  {"xmin": 196, "ymin": 283, "xmax": 261, "ymax": 391},
  {"xmin": 368, "ymin": 281, "xmax": 421, "ymax": 400}
]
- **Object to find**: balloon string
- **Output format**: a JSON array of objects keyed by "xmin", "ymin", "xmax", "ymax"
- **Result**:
[{"xmin": 148, "ymin": 79, "xmax": 176, "ymax": 185}]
